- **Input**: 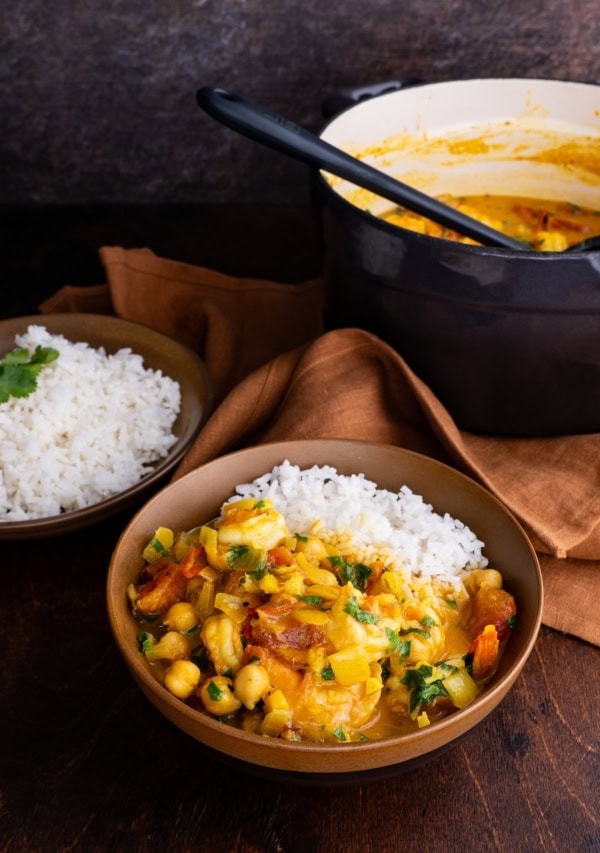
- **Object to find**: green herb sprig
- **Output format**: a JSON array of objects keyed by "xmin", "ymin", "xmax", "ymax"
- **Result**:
[{"xmin": 0, "ymin": 345, "xmax": 59, "ymax": 403}]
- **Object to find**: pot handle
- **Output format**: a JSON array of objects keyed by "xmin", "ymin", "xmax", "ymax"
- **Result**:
[{"xmin": 321, "ymin": 77, "xmax": 426, "ymax": 118}]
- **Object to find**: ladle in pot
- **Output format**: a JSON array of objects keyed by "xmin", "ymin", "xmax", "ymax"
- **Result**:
[
  {"xmin": 197, "ymin": 88, "xmax": 600, "ymax": 255},
  {"xmin": 196, "ymin": 87, "xmax": 527, "ymax": 251}
]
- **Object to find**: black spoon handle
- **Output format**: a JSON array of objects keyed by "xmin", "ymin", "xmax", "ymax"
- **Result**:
[{"xmin": 196, "ymin": 86, "xmax": 525, "ymax": 251}]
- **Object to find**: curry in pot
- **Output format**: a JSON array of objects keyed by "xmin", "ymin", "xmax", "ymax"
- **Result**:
[{"xmin": 383, "ymin": 195, "xmax": 600, "ymax": 250}]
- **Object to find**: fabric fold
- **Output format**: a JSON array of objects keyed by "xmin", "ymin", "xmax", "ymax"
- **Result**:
[{"xmin": 40, "ymin": 246, "xmax": 600, "ymax": 646}]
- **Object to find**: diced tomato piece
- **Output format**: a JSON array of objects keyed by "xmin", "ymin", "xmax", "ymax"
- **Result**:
[
  {"xmin": 135, "ymin": 562, "xmax": 187, "ymax": 615},
  {"xmin": 267, "ymin": 546, "xmax": 295, "ymax": 567},
  {"xmin": 365, "ymin": 560, "xmax": 384, "ymax": 593},
  {"xmin": 244, "ymin": 644, "xmax": 302, "ymax": 695},
  {"xmin": 469, "ymin": 624, "xmax": 500, "ymax": 680},
  {"xmin": 466, "ymin": 586, "xmax": 516, "ymax": 643},
  {"xmin": 180, "ymin": 545, "xmax": 208, "ymax": 578}
]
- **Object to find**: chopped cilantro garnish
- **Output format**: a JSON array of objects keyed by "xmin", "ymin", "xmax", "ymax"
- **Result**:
[
  {"xmin": 0, "ymin": 345, "xmax": 59, "ymax": 404},
  {"xmin": 227, "ymin": 544, "xmax": 267, "ymax": 578},
  {"xmin": 436, "ymin": 660, "xmax": 459, "ymax": 674},
  {"xmin": 294, "ymin": 533, "xmax": 308, "ymax": 542},
  {"xmin": 398, "ymin": 626, "xmax": 431, "ymax": 639},
  {"xmin": 249, "ymin": 563, "xmax": 267, "ymax": 580},
  {"xmin": 148, "ymin": 537, "xmax": 169, "ymax": 556},
  {"xmin": 321, "ymin": 664, "xmax": 335, "ymax": 681},
  {"xmin": 445, "ymin": 599, "xmax": 458, "ymax": 610},
  {"xmin": 227, "ymin": 545, "xmax": 250, "ymax": 565},
  {"xmin": 344, "ymin": 596, "xmax": 379, "ymax": 624},
  {"xmin": 385, "ymin": 627, "xmax": 411, "ymax": 658},
  {"xmin": 332, "ymin": 727, "xmax": 347, "ymax": 741},
  {"xmin": 329, "ymin": 555, "xmax": 372, "ymax": 591},
  {"xmin": 420, "ymin": 615, "xmax": 437, "ymax": 628},
  {"xmin": 401, "ymin": 665, "xmax": 448, "ymax": 713},
  {"xmin": 138, "ymin": 632, "xmax": 155, "ymax": 656},
  {"xmin": 207, "ymin": 680, "xmax": 224, "ymax": 701},
  {"xmin": 298, "ymin": 594, "xmax": 324, "ymax": 606},
  {"xmin": 255, "ymin": 500, "xmax": 266, "ymax": 508}
]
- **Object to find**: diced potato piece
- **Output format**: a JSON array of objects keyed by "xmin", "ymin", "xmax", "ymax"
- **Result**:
[
  {"xmin": 261, "ymin": 709, "xmax": 291, "ymax": 737},
  {"xmin": 264, "ymin": 689, "xmax": 290, "ymax": 712},
  {"xmin": 259, "ymin": 574, "xmax": 280, "ymax": 594},
  {"xmin": 143, "ymin": 527, "xmax": 174, "ymax": 562},
  {"xmin": 328, "ymin": 645, "xmax": 371, "ymax": 686},
  {"xmin": 442, "ymin": 668, "xmax": 480, "ymax": 709},
  {"xmin": 535, "ymin": 230, "xmax": 568, "ymax": 251}
]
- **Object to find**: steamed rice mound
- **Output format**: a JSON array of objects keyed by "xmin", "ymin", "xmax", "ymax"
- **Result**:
[
  {"xmin": 0, "ymin": 325, "xmax": 181, "ymax": 521},
  {"xmin": 234, "ymin": 460, "xmax": 488, "ymax": 584}
]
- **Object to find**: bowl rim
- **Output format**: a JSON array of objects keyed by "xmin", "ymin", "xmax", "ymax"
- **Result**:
[
  {"xmin": 0, "ymin": 312, "xmax": 213, "ymax": 538},
  {"xmin": 107, "ymin": 438, "xmax": 543, "ymax": 772}
]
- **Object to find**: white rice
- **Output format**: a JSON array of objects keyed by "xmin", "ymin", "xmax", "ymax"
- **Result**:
[
  {"xmin": 0, "ymin": 325, "xmax": 181, "ymax": 521},
  {"xmin": 234, "ymin": 460, "xmax": 487, "ymax": 584}
]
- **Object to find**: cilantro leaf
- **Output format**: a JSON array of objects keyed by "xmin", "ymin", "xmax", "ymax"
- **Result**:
[
  {"xmin": 298, "ymin": 594, "xmax": 325, "ymax": 606},
  {"xmin": 401, "ymin": 665, "xmax": 448, "ymax": 713},
  {"xmin": 329, "ymin": 555, "xmax": 372, "ymax": 591},
  {"xmin": 137, "ymin": 631, "xmax": 155, "ymax": 656},
  {"xmin": 321, "ymin": 664, "xmax": 335, "ymax": 681},
  {"xmin": 385, "ymin": 627, "xmax": 411, "ymax": 657},
  {"xmin": 207, "ymin": 680, "xmax": 224, "ymax": 701},
  {"xmin": 398, "ymin": 626, "xmax": 431, "ymax": 639},
  {"xmin": 344, "ymin": 596, "xmax": 379, "ymax": 624},
  {"xmin": 0, "ymin": 345, "xmax": 59, "ymax": 403},
  {"xmin": 227, "ymin": 545, "xmax": 250, "ymax": 565}
]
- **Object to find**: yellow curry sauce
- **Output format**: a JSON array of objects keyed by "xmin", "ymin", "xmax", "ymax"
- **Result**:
[
  {"xmin": 128, "ymin": 498, "xmax": 516, "ymax": 744},
  {"xmin": 383, "ymin": 195, "xmax": 600, "ymax": 250}
]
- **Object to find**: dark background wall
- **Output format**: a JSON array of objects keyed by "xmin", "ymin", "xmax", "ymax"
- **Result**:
[{"xmin": 3, "ymin": 0, "xmax": 599, "ymax": 207}]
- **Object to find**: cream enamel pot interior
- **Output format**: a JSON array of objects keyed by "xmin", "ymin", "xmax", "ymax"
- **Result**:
[{"xmin": 314, "ymin": 78, "xmax": 600, "ymax": 436}]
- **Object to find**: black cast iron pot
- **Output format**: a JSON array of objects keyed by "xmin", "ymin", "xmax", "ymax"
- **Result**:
[{"xmin": 313, "ymin": 78, "xmax": 600, "ymax": 436}]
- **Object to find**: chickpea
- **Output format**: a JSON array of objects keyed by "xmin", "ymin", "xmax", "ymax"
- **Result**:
[
  {"xmin": 234, "ymin": 662, "xmax": 270, "ymax": 710},
  {"xmin": 294, "ymin": 534, "xmax": 328, "ymax": 563},
  {"xmin": 164, "ymin": 659, "xmax": 201, "ymax": 699},
  {"xmin": 147, "ymin": 631, "xmax": 190, "ymax": 661},
  {"xmin": 465, "ymin": 568, "xmax": 503, "ymax": 594},
  {"xmin": 200, "ymin": 676, "xmax": 242, "ymax": 715},
  {"xmin": 163, "ymin": 602, "xmax": 198, "ymax": 633}
]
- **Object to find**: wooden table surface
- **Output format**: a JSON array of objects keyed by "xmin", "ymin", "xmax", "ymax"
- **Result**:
[{"xmin": 1, "ymin": 206, "xmax": 599, "ymax": 852}]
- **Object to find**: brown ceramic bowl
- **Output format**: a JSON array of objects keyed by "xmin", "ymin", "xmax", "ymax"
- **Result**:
[
  {"xmin": 107, "ymin": 439, "xmax": 543, "ymax": 784},
  {"xmin": 0, "ymin": 314, "xmax": 213, "ymax": 539}
]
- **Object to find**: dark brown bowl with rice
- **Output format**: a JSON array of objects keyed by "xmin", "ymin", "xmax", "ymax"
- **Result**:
[
  {"xmin": 107, "ymin": 439, "xmax": 542, "ymax": 784},
  {"xmin": 0, "ymin": 314, "xmax": 212, "ymax": 539}
]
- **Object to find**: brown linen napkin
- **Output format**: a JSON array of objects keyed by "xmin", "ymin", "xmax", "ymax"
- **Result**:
[{"xmin": 40, "ymin": 246, "xmax": 600, "ymax": 646}]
